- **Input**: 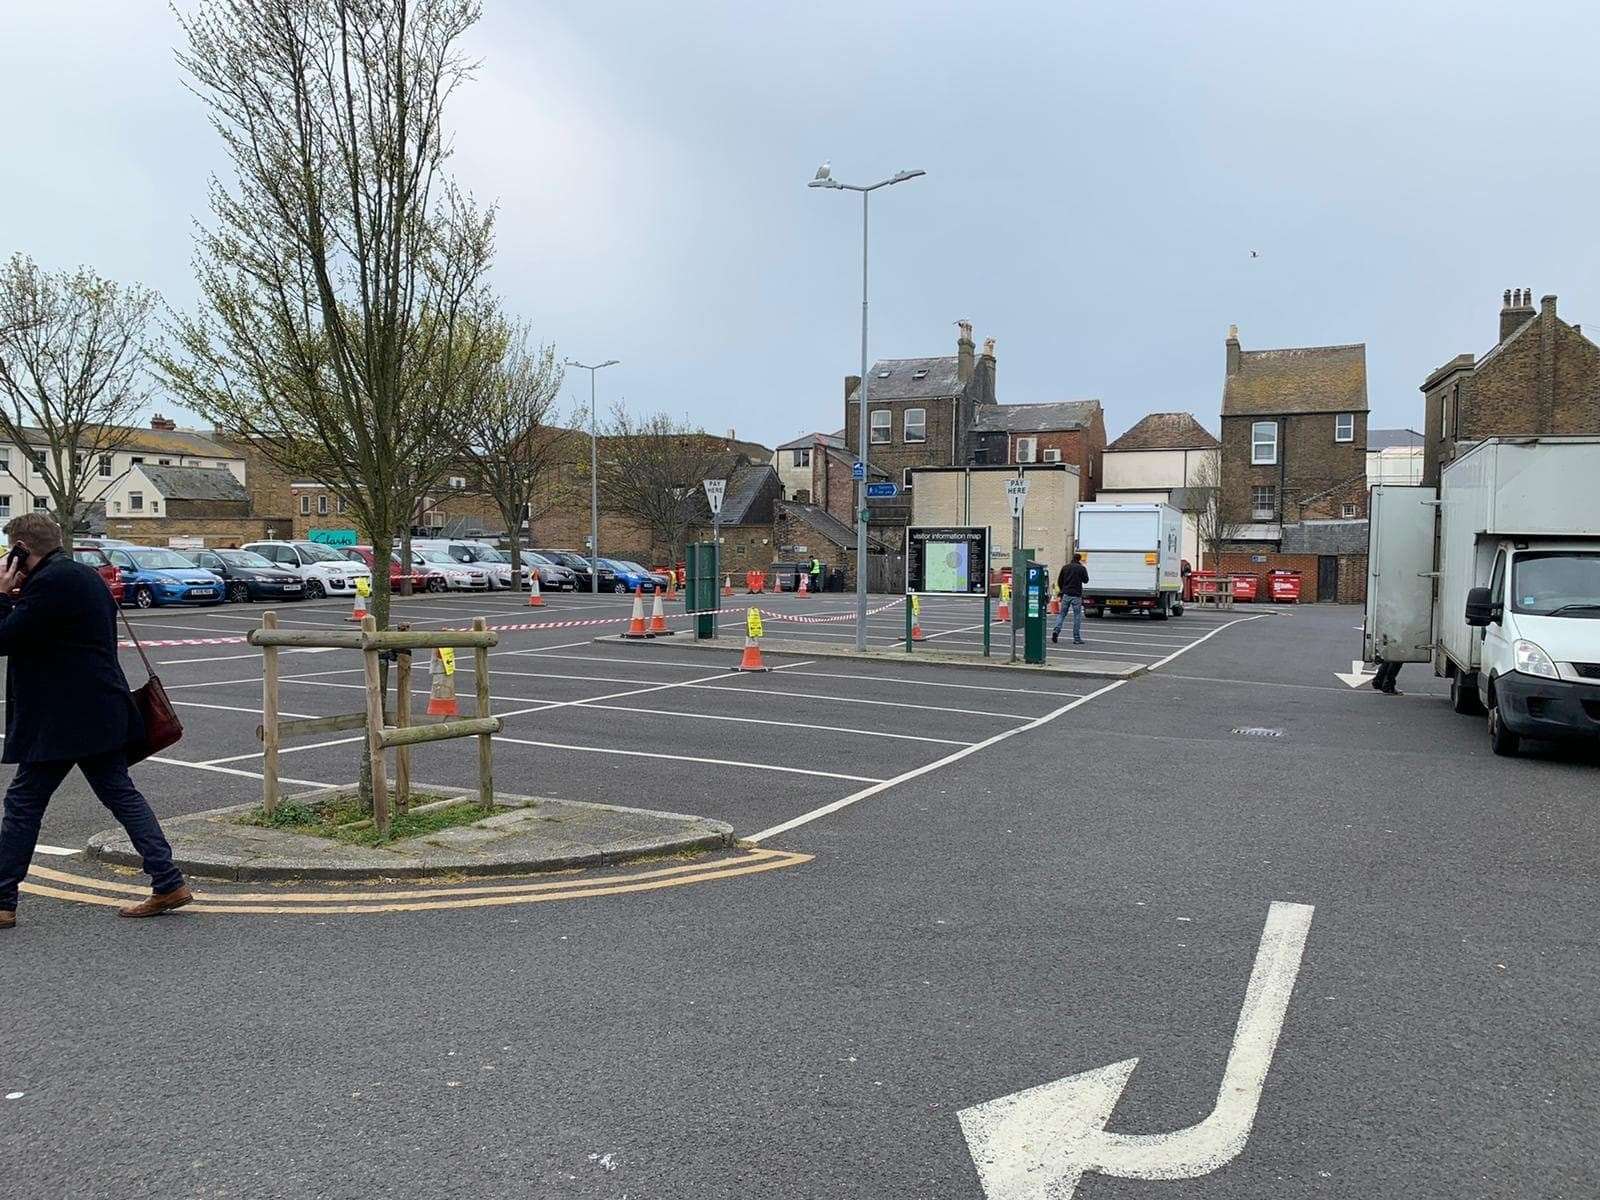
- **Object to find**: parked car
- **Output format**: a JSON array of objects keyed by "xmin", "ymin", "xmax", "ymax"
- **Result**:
[
  {"xmin": 600, "ymin": 558, "xmax": 658, "ymax": 594},
  {"xmin": 72, "ymin": 544, "xmax": 126, "ymax": 604},
  {"xmin": 412, "ymin": 539, "xmax": 528, "ymax": 590},
  {"xmin": 521, "ymin": 549, "xmax": 577, "ymax": 591},
  {"xmin": 537, "ymin": 549, "xmax": 615, "ymax": 592},
  {"xmin": 413, "ymin": 547, "xmax": 490, "ymax": 590},
  {"xmin": 183, "ymin": 548, "xmax": 306, "ymax": 603},
  {"xmin": 240, "ymin": 539, "xmax": 372, "ymax": 599},
  {"xmin": 342, "ymin": 545, "xmax": 428, "ymax": 594},
  {"xmin": 104, "ymin": 546, "xmax": 225, "ymax": 608}
]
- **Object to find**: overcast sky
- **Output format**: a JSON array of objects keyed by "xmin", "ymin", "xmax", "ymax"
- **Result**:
[{"xmin": 5, "ymin": 1, "xmax": 1600, "ymax": 449}]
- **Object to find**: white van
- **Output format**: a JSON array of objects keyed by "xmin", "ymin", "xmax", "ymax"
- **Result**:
[
  {"xmin": 242, "ymin": 539, "xmax": 372, "ymax": 600},
  {"xmin": 1367, "ymin": 438, "xmax": 1600, "ymax": 755},
  {"xmin": 412, "ymin": 539, "xmax": 526, "ymax": 590}
]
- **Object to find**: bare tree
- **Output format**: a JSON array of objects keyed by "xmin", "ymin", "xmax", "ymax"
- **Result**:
[
  {"xmin": 590, "ymin": 407, "xmax": 729, "ymax": 563},
  {"xmin": 1190, "ymin": 450, "xmax": 1242, "ymax": 569},
  {"xmin": 0, "ymin": 255, "xmax": 157, "ymax": 530},
  {"xmin": 463, "ymin": 323, "xmax": 569, "ymax": 588},
  {"xmin": 159, "ymin": 0, "xmax": 497, "ymax": 633}
]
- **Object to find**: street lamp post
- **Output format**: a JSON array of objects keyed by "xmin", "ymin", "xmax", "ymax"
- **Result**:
[
  {"xmin": 564, "ymin": 357, "xmax": 620, "ymax": 594},
  {"xmin": 808, "ymin": 162, "xmax": 925, "ymax": 651}
]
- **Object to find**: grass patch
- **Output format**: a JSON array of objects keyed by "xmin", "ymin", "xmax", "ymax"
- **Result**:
[{"xmin": 242, "ymin": 792, "xmax": 501, "ymax": 847}]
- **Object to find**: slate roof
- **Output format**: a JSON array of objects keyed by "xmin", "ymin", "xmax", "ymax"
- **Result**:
[
  {"xmin": 686, "ymin": 461, "xmax": 778, "ymax": 526},
  {"xmin": 1106, "ymin": 412, "xmax": 1219, "ymax": 451},
  {"xmin": 1280, "ymin": 519, "xmax": 1370, "ymax": 555},
  {"xmin": 972, "ymin": 400, "xmax": 1101, "ymax": 434},
  {"xmin": 16, "ymin": 424, "xmax": 240, "ymax": 460},
  {"xmin": 778, "ymin": 502, "xmax": 891, "ymax": 552},
  {"xmin": 776, "ymin": 430, "xmax": 845, "ymax": 452},
  {"xmin": 1367, "ymin": 427, "xmax": 1424, "ymax": 451},
  {"xmin": 137, "ymin": 465, "xmax": 249, "ymax": 503},
  {"xmin": 847, "ymin": 357, "xmax": 963, "ymax": 402},
  {"xmin": 1222, "ymin": 342, "xmax": 1368, "ymax": 416}
]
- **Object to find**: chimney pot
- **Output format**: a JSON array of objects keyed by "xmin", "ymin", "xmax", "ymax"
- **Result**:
[
  {"xmin": 981, "ymin": 336, "xmax": 996, "ymax": 358},
  {"xmin": 1503, "ymin": 289, "xmax": 1512, "ymax": 308},
  {"xmin": 1541, "ymin": 293, "xmax": 1557, "ymax": 315},
  {"xmin": 957, "ymin": 323, "xmax": 975, "ymax": 383}
]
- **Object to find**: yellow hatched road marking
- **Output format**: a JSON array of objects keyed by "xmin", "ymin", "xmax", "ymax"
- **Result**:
[{"xmin": 21, "ymin": 848, "xmax": 810, "ymax": 916}]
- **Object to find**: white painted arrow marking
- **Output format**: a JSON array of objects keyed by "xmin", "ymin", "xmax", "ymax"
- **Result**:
[
  {"xmin": 1334, "ymin": 658, "xmax": 1375, "ymax": 688},
  {"xmin": 958, "ymin": 901, "xmax": 1314, "ymax": 1199}
]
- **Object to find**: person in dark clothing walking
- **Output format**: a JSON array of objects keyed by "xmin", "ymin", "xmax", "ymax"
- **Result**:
[
  {"xmin": 0, "ymin": 514, "xmax": 190, "ymax": 928},
  {"xmin": 1371, "ymin": 659, "xmax": 1402, "ymax": 695},
  {"xmin": 1053, "ymin": 554, "xmax": 1089, "ymax": 645}
]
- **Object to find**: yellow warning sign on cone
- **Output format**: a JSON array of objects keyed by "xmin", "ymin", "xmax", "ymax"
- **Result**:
[
  {"xmin": 346, "ymin": 574, "xmax": 372, "ymax": 622},
  {"xmin": 746, "ymin": 607, "xmax": 764, "ymax": 639}
]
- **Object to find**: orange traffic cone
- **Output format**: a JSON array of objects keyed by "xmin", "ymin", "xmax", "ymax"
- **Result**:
[
  {"xmin": 345, "ymin": 590, "xmax": 368, "ymax": 623},
  {"xmin": 911, "ymin": 610, "xmax": 925, "ymax": 642},
  {"xmin": 647, "ymin": 590, "xmax": 672, "ymax": 635},
  {"xmin": 731, "ymin": 634, "xmax": 770, "ymax": 672},
  {"xmin": 1048, "ymin": 590, "xmax": 1061, "ymax": 616},
  {"xmin": 996, "ymin": 585, "xmax": 1011, "ymax": 623},
  {"xmin": 426, "ymin": 648, "xmax": 458, "ymax": 716},
  {"xmin": 797, "ymin": 571, "xmax": 809, "ymax": 597},
  {"xmin": 722, "ymin": 574, "xmax": 734, "ymax": 597},
  {"xmin": 621, "ymin": 587, "xmax": 650, "ymax": 639},
  {"xmin": 526, "ymin": 573, "xmax": 544, "ymax": 607}
]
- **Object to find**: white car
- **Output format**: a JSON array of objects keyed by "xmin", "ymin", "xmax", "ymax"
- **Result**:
[
  {"xmin": 241, "ymin": 540, "xmax": 373, "ymax": 600},
  {"xmin": 412, "ymin": 539, "xmax": 526, "ymax": 590},
  {"xmin": 412, "ymin": 548, "xmax": 490, "ymax": 591}
]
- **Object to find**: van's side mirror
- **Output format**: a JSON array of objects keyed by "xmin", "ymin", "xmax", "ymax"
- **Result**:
[{"xmin": 1464, "ymin": 586, "xmax": 1500, "ymax": 627}]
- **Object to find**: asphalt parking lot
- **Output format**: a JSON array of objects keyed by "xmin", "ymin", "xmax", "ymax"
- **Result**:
[
  {"xmin": 22, "ymin": 588, "xmax": 1251, "ymax": 855},
  {"xmin": 6, "ymin": 591, "xmax": 1599, "ymax": 1200}
]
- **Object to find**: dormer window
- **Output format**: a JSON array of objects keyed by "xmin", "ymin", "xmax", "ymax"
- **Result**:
[
  {"xmin": 876, "ymin": 369, "xmax": 892, "ymax": 379},
  {"xmin": 912, "ymin": 368, "xmax": 928, "ymax": 380}
]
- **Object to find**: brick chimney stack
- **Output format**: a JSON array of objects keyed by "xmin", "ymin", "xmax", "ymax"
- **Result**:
[
  {"xmin": 1500, "ymin": 287, "xmax": 1536, "ymax": 343},
  {"xmin": 1225, "ymin": 324, "xmax": 1241, "ymax": 376},
  {"xmin": 150, "ymin": 414, "xmax": 177, "ymax": 431},
  {"xmin": 976, "ymin": 337, "xmax": 998, "ymax": 405},
  {"xmin": 956, "ymin": 319, "xmax": 975, "ymax": 383}
]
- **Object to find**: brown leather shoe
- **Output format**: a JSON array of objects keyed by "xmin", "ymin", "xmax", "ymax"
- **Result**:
[
  {"xmin": 118, "ymin": 885, "xmax": 194, "ymax": 919},
  {"xmin": 0, "ymin": 910, "xmax": 14, "ymax": 930}
]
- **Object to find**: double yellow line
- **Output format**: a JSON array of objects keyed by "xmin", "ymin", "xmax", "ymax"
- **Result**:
[{"xmin": 22, "ymin": 847, "xmax": 811, "ymax": 917}]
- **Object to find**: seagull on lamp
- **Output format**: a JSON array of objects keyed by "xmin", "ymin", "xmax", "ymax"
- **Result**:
[{"xmin": 809, "ymin": 160, "xmax": 842, "ymax": 189}]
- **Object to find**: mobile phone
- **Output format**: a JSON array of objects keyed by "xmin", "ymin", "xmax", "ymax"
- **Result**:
[{"xmin": 5, "ymin": 545, "xmax": 24, "ymax": 572}]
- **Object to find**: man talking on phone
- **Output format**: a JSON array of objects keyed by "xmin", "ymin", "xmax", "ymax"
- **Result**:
[{"xmin": 0, "ymin": 514, "xmax": 190, "ymax": 928}]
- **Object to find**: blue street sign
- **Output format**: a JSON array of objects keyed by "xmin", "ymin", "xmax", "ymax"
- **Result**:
[
  {"xmin": 866, "ymin": 482, "xmax": 899, "ymax": 498},
  {"xmin": 850, "ymin": 460, "xmax": 866, "ymax": 481}
]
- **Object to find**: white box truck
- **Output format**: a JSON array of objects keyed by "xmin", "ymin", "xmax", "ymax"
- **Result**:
[
  {"xmin": 1366, "ymin": 437, "xmax": 1600, "ymax": 755},
  {"xmin": 1074, "ymin": 501, "xmax": 1185, "ymax": 619}
]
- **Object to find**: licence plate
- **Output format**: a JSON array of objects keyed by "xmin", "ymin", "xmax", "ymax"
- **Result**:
[
  {"xmin": 191, "ymin": 589, "xmax": 215, "ymax": 598},
  {"xmin": 1107, "ymin": 598, "xmax": 1128, "ymax": 607}
]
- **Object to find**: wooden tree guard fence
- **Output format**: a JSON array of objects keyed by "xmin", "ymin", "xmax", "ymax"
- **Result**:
[{"xmin": 248, "ymin": 612, "xmax": 502, "ymax": 838}]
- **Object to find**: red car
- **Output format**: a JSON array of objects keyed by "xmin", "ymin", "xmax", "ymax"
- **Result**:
[
  {"xmin": 342, "ymin": 545, "xmax": 429, "ymax": 593},
  {"xmin": 73, "ymin": 544, "xmax": 126, "ymax": 604}
]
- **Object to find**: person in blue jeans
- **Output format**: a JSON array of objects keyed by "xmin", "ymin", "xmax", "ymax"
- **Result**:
[
  {"xmin": 0, "ymin": 514, "xmax": 191, "ymax": 929},
  {"xmin": 1052, "ymin": 554, "xmax": 1089, "ymax": 645}
]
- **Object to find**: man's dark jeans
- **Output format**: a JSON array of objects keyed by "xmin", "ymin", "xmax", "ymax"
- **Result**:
[{"xmin": 0, "ymin": 750, "xmax": 184, "ymax": 909}]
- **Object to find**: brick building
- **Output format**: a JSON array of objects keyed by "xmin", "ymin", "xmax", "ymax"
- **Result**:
[
  {"xmin": 970, "ymin": 399, "xmax": 1106, "ymax": 497},
  {"xmin": 1220, "ymin": 325, "xmax": 1369, "ymax": 543},
  {"xmin": 685, "ymin": 460, "xmax": 782, "ymax": 573},
  {"xmin": 1420, "ymin": 288, "xmax": 1600, "ymax": 485}
]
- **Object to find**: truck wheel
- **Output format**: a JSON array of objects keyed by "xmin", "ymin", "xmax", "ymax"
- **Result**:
[
  {"xmin": 1450, "ymin": 671, "xmax": 1484, "ymax": 716},
  {"xmin": 1151, "ymin": 596, "xmax": 1171, "ymax": 621},
  {"xmin": 1487, "ymin": 691, "xmax": 1521, "ymax": 757}
]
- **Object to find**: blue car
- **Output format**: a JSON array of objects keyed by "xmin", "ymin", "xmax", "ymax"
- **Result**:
[
  {"xmin": 105, "ymin": 547, "xmax": 226, "ymax": 608},
  {"xmin": 598, "ymin": 557, "xmax": 658, "ymax": 594}
]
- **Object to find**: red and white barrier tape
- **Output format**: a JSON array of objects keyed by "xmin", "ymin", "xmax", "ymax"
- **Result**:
[{"xmin": 119, "ymin": 596, "xmax": 903, "ymax": 649}]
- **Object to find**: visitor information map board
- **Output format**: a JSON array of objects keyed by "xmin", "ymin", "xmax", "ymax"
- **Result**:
[{"xmin": 905, "ymin": 526, "xmax": 990, "ymax": 595}]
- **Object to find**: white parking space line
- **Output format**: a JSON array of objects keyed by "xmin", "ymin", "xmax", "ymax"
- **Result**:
[
  {"xmin": 32, "ymin": 844, "xmax": 78, "ymax": 857},
  {"xmin": 146, "ymin": 755, "xmax": 335, "ymax": 789},
  {"xmin": 172, "ymin": 700, "xmax": 319, "ymax": 719},
  {"xmin": 1148, "ymin": 614, "xmax": 1263, "ymax": 670},
  {"xmin": 775, "ymin": 668, "xmax": 1086, "ymax": 698},
  {"xmin": 581, "ymin": 703, "xmax": 976, "ymax": 747},
  {"xmin": 687, "ymin": 683, "xmax": 1035, "ymax": 721},
  {"xmin": 747, "ymin": 680, "xmax": 1129, "ymax": 842},
  {"xmin": 120, "ymin": 618, "xmax": 250, "ymax": 637},
  {"xmin": 491, "ymin": 735, "xmax": 886, "ymax": 783}
]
